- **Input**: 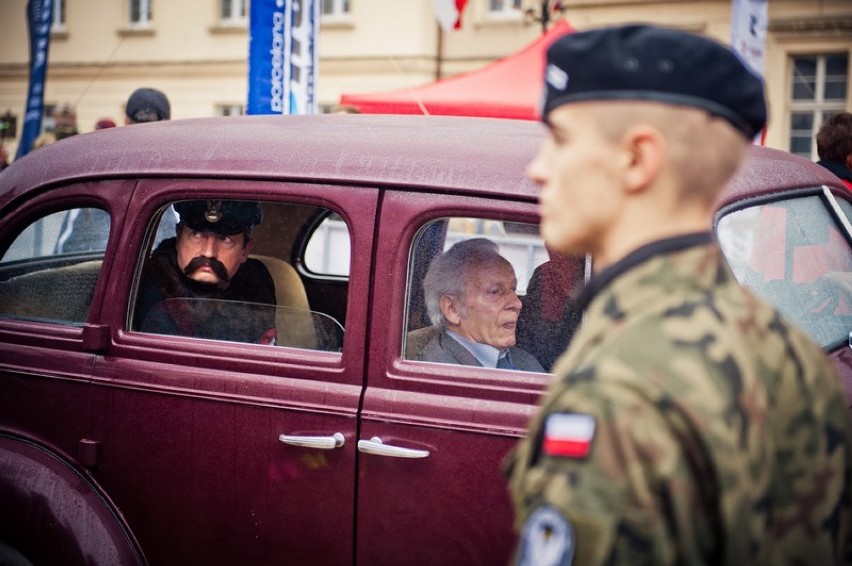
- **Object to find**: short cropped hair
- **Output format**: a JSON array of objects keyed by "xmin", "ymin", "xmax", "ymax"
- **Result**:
[
  {"xmin": 817, "ymin": 112, "xmax": 852, "ymax": 162},
  {"xmin": 423, "ymin": 238, "xmax": 502, "ymax": 327}
]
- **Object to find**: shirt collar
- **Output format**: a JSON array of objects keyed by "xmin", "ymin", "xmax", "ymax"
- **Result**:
[{"xmin": 446, "ymin": 330, "xmax": 507, "ymax": 368}]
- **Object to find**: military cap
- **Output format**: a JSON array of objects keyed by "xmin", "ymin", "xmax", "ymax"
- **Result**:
[
  {"xmin": 542, "ymin": 24, "xmax": 767, "ymax": 139},
  {"xmin": 126, "ymin": 87, "xmax": 171, "ymax": 122},
  {"xmin": 175, "ymin": 200, "xmax": 263, "ymax": 235}
]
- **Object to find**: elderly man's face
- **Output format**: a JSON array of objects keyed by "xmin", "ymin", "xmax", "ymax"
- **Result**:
[
  {"xmin": 176, "ymin": 225, "xmax": 253, "ymax": 287},
  {"xmin": 444, "ymin": 259, "xmax": 522, "ymax": 351}
]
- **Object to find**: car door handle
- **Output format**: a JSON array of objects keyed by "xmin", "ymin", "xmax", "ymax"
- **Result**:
[
  {"xmin": 279, "ymin": 432, "xmax": 345, "ymax": 450},
  {"xmin": 357, "ymin": 437, "xmax": 430, "ymax": 459}
]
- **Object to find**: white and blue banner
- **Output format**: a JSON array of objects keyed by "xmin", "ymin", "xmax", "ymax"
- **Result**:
[
  {"xmin": 16, "ymin": 0, "xmax": 53, "ymax": 159},
  {"xmin": 247, "ymin": 0, "xmax": 319, "ymax": 115},
  {"xmin": 731, "ymin": 0, "xmax": 767, "ymax": 77}
]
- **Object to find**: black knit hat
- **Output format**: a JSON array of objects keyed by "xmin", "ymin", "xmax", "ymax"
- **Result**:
[
  {"xmin": 175, "ymin": 200, "xmax": 263, "ymax": 236},
  {"xmin": 542, "ymin": 24, "xmax": 767, "ymax": 138},
  {"xmin": 126, "ymin": 87, "xmax": 171, "ymax": 122}
]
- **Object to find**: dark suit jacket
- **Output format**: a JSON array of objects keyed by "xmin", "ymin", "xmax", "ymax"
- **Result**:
[{"xmin": 416, "ymin": 329, "xmax": 545, "ymax": 373}]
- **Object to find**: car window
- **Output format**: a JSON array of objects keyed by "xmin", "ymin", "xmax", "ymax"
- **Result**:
[
  {"xmin": 403, "ymin": 216, "xmax": 585, "ymax": 373},
  {"xmin": 717, "ymin": 194, "xmax": 852, "ymax": 349},
  {"xmin": 303, "ymin": 213, "xmax": 350, "ymax": 277},
  {"xmin": 131, "ymin": 199, "xmax": 348, "ymax": 351},
  {"xmin": 0, "ymin": 208, "xmax": 109, "ymax": 324}
]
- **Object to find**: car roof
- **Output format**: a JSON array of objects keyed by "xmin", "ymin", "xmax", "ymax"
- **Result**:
[
  {"xmin": 0, "ymin": 114, "xmax": 845, "ymax": 211},
  {"xmin": 0, "ymin": 115, "xmax": 543, "ymax": 207}
]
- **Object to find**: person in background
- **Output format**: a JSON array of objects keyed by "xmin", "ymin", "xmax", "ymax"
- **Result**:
[
  {"xmin": 31, "ymin": 131, "xmax": 57, "ymax": 151},
  {"xmin": 505, "ymin": 24, "xmax": 851, "ymax": 565},
  {"xmin": 417, "ymin": 238, "xmax": 544, "ymax": 372},
  {"xmin": 125, "ymin": 87, "xmax": 171, "ymax": 124},
  {"xmin": 816, "ymin": 111, "xmax": 852, "ymax": 190},
  {"xmin": 94, "ymin": 118, "xmax": 116, "ymax": 130},
  {"xmin": 50, "ymin": 102, "xmax": 78, "ymax": 141}
]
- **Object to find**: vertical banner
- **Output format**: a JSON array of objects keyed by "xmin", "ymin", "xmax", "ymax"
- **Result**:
[
  {"xmin": 731, "ymin": 0, "xmax": 767, "ymax": 76},
  {"xmin": 16, "ymin": 0, "xmax": 53, "ymax": 160},
  {"xmin": 247, "ymin": 0, "xmax": 319, "ymax": 115}
]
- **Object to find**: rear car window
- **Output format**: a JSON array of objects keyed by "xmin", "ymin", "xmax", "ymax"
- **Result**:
[
  {"xmin": 131, "ymin": 200, "xmax": 346, "ymax": 351},
  {"xmin": 0, "ymin": 207, "xmax": 108, "ymax": 324},
  {"xmin": 717, "ymin": 194, "xmax": 852, "ymax": 349},
  {"xmin": 403, "ymin": 216, "xmax": 585, "ymax": 373}
]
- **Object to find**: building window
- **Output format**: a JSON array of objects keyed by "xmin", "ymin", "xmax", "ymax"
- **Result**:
[
  {"xmin": 488, "ymin": 0, "xmax": 520, "ymax": 17},
  {"xmin": 220, "ymin": 0, "xmax": 247, "ymax": 24},
  {"xmin": 51, "ymin": 0, "xmax": 66, "ymax": 31},
  {"xmin": 788, "ymin": 53, "xmax": 849, "ymax": 159},
  {"xmin": 216, "ymin": 104, "xmax": 244, "ymax": 117},
  {"xmin": 322, "ymin": 0, "xmax": 350, "ymax": 18},
  {"xmin": 129, "ymin": 0, "xmax": 152, "ymax": 27}
]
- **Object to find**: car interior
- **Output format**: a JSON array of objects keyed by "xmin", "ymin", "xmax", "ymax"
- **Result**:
[{"xmin": 402, "ymin": 216, "xmax": 586, "ymax": 373}]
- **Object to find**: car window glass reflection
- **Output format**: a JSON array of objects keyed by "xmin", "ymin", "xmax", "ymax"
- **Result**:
[
  {"xmin": 718, "ymin": 195, "xmax": 852, "ymax": 348},
  {"xmin": 0, "ymin": 208, "xmax": 108, "ymax": 324},
  {"xmin": 404, "ymin": 217, "xmax": 585, "ymax": 373},
  {"xmin": 132, "ymin": 199, "xmax": 347, "ymax": 351}
]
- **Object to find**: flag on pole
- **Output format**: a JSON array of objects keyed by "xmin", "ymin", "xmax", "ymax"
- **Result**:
[
  {"xmin": 16, "ymin": 0, "xmax": 53, "ymax": 159},
  {"xmin": 731, "ymin": 0, "xmax": 767, "ymax": 143},
  {"xmin": 432, "ymin": 0, "xmax": 469, "ymax": 31},
  {"xmin": 731, "ymin": 0, "xmax": 767, "ymax": 77},
  {"xmin": 247, "ymin": 0, "xmax": 319, "ymax": 115}
]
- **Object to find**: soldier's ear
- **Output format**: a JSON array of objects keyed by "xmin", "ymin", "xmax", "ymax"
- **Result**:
[
  {"xmin": 620, "ymin": 124, "xmax": 664, "ymax": 194},
  {"xmin": 440, "ymin": 295, "xmax": 461, "ymax": 326}
]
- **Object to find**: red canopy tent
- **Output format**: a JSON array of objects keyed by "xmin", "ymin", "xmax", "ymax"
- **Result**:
[{"xmin": 338, "ymin": 20, "xmax": 573, "ymax": 120}]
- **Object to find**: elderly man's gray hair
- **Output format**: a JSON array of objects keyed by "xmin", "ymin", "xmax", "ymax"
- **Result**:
[{"xmin": 423, "ymin": 238, "xmax": 503, "ymax": 327}]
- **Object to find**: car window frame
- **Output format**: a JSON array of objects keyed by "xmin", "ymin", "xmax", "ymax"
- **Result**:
[
  {"xmin": 106, "ymin": 177, "xmax": 377, "ymax": 384},
  {"xmin": 0, "ymin": 181, "xmax": 131, "ymax": 341}
]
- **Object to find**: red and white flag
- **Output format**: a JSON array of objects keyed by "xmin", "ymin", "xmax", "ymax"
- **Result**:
[
  {"xmin": 542, "ymin": 413, "xmax": 596, "ymax": 459},
  {"xmin": 432, "ymin": 0, "xmax": 468, "ymax": 31}
]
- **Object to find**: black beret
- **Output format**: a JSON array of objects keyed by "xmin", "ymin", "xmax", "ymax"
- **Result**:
[
  {"xmin": 126, "ymin": 87, "xmax": 171, "ymax": 122},
  {"xmin": 175, "ymin": 200, "xmax": 263, "ymax": 235},
  {"xmin": 542, "ymin": 24, "xmax": 767, "ymax": 139}
]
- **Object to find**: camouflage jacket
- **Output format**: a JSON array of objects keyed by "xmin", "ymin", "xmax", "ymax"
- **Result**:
[{"xmin": 506, "ymin": 233, "xmax": 852, "ymax": 565}]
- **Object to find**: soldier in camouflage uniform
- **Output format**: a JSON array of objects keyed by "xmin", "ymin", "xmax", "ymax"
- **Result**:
[{"xmin": 505, "ymin": 24, "xmax": 852, "ymax": 565}]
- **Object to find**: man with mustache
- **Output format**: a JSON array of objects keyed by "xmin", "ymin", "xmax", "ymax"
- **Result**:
[
  {"xmin": 416, "ymin": 238, "xmax": 544, "ymax": 373},
  {"xmin": 134, "ymin": 199, "xmax": 277, "ymax": 344}
]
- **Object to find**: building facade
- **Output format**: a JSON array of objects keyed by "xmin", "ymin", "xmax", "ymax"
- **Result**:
[{"xmin": 0, "ymin": 0, "xmax": 849, "ymax": 158}]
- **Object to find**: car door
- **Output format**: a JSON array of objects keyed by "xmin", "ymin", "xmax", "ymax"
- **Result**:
[
  {"xmin": 0, "ymin": 180, "xmax": 130, "ymax": 461},
  {"xmin": 0, "ymin": 181, "xmax": 134, "ymax": 560},
  {"xmin": 357, "ymin": 191, "xmax": 578, "ymax": 565},
  {"xmin": 88, "ymin": 178, "xmax": 378, "ymax": 564}
]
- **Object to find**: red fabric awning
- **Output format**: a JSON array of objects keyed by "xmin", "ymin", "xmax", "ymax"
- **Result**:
[{"xmin": 339, "ymin": 20, "xmax": 573, "ymax": 120}]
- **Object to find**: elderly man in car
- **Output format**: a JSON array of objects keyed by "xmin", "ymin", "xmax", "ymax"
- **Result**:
[
  {"xmin": 134, "ymin": 199, "xmax": 278, "ymax": 344},
  {"xmin": 417, "ymin": 238, "xmax": 544, "ymax": 372}
]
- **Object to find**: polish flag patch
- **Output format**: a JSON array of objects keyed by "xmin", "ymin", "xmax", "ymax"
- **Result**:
[{"xmin": 543, "ymin": 413, "xmax": 596, "ymax": 459}]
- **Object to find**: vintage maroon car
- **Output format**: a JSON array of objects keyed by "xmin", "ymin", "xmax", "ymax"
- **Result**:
[{"xmin": 0, "ymin": 115, "xmax": 850, "ymax": 565}]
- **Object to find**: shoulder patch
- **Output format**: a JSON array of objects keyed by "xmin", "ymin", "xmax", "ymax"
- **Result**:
[
  {"xmin": 517, "ymin": 505, "xmax": 575, "ymax": 566},
  {"xmin": 543, "ymin": 413, "xmax": 596, "ymax": 459}
]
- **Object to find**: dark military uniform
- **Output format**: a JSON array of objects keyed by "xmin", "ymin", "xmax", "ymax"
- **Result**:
[{"xmin": 506, "ymin": 234, "xmax": 852, "ymax": 565}]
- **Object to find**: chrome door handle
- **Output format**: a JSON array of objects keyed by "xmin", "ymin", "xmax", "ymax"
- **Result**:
[
  {"xmin": 357, "ymin": 437, "xmax": 430, "ymax": 459},
  {"xmin": 279, "ymin": 432, "xmax": 345, "ymax": 450}
]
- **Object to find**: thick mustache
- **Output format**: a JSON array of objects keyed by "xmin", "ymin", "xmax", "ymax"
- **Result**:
[{"xmin": 184, "ymin": 256, "xmax": 230, "ymax": 282}]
